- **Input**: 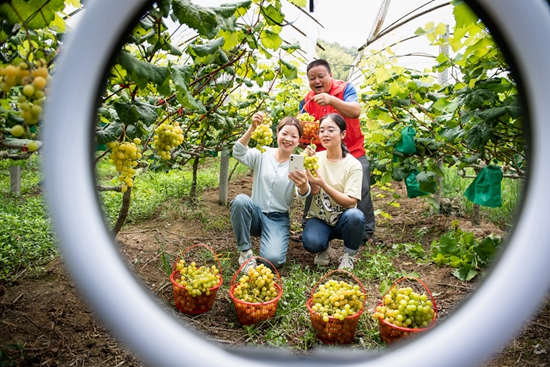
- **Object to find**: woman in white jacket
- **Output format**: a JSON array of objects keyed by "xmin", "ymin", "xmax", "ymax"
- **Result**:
[{"xmin": 231, "ymin": 113, "xmax": 309, "ymax": 270}]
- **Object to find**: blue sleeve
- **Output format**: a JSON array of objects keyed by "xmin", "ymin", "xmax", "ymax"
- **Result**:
[
  {"xmin": 299, "ymin": 99, "xmax": 305, "ymax": 113},
  {"xmin": 343, "ymin": 83, "xmax": 359, "ymax": 103}
]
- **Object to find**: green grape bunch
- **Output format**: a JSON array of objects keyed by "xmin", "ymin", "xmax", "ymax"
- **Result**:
[
  {"xmin": 107, "ymin": 138, "xmax": 142, "ymax": 193},
  {"xmin": 233, "ymin": 264, "xmax": 278, "ymax": 303},
  {"xmin": 372, "ymin": 285, "xmax": 436, "ymax": 329},
  {"xmin": 174, "ymin": 259, "xmax": 221, "ymax": 297},
  {"xmin": 296, "ymin": 112, "xmax": 316, "ymax": 122},
  {"xmin": 301, "ymin": 143, "xmax": 319, "ymax": 176},
  {"xmin": 311, "ymin": 279, "xmax": 366, "ymax": 322},
  {"xmin": 2, "ymin": 60, "xmax": 50, "ymax": 147},
  {"xmin": 250, "ymin": 115, "xmax": 273, "ymax": 153},
  {"xmin": 152, "ymin": 121, "xmax": 184, "ymax": 160}
]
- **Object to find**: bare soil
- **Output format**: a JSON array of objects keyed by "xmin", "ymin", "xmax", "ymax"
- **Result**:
[{"xmin": 1, "ymin": 174, "xmax": 549, "ymax": 366}]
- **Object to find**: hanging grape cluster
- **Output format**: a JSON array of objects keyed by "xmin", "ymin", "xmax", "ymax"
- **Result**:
[
  {"xmin": 233, "ymin": 264, "xmax": 278, "ymax": 303},
  {"xmin": 301, "ymin": 143, "xmax": 319, "ymax": 176},
  {"xmin": 107, "ymin": 139, "xmax": 142, "ymax": 193},
  {"xmin": 1, "ymin": 60, "xmax": 50, "ymax": 149},
  {"xmin": 174, "ymin": 259, "xmax": 221, "ymax": 297},
  {"xmin": 250, "ymin": 115, "xmax": 273, "ymax": 153},
  {"xmin": 152, "ymin": 121, "xmax": 184, "ymax": 160},
  {"xmin": 310, "ymin": 279, "xmax": 365, "ymax": 322},
  {"xmin": 372, "ymin": 285, "xmax": 435, "ymax": 329}
]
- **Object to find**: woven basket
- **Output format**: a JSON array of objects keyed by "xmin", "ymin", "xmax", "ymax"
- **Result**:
[
  {"xmin": 377, "ymin": 276, "xmax": 437, "ymax": 344},
  {"xmin": 170, "ymin": 243, "xmax": 223, "ymax": 315},
  {"xmin": 306, "ymin": 269, "xmax": 367, "ymax": 344},
  {"xmin": 299, "ymin": 120, "xmax": 320, "ymax": 146},
  {"xmin": 229, "ymin": 257, "xmax": 282, "ymax": 326}
]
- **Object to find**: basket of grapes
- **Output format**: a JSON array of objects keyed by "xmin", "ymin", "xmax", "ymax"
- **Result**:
[
  {"xmin": 306, "ymin": 269, "xmax": 367, "ymax": 344},
  {"xmin": 372, "ymin": 276, "xmax": 438, "ymax": 344},
  {"xmin": 229, "ymin": 257, "xmax": 283, "ymax": 326},
  {"xmin": 296, "ymin": 113, "xmax": 320, "ymax": 145},
  {"xmin": 170, "ymin": 243, "xmax": 223, "ymax": 315}
]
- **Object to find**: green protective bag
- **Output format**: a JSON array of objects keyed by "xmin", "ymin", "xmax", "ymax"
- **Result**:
[
  {"xmin": 464, "ymin": 165, "xmax": 503, "ymax": 208},
  {"xmin": 405, "ymin": 170, "xmax": 429, "ymax": 198},
  {"xmin": 395, "ymin": 126, "xmax": 417, "ymax": 155}
]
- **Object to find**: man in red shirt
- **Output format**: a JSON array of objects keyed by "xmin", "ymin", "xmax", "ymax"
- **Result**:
[{"xmin": 297, "ymin": 59, "xmax": 377, "ymax": 245}]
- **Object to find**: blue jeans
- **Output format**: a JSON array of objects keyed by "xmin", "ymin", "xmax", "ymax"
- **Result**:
[
  {"xmin": 302, "ymin": 208, "xmax": 366, "ymax": 255},
  {"xmin": 230, "ymin": 194, "xmax": 290, "ymax": 268}
]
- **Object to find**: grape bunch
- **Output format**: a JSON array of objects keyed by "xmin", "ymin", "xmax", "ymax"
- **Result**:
[
  {"xmin": 107, "ymin": 139, "xmax": 142, "ymax": 193},
  {"xmin": 301, "ymin": 144, "xmax": 319, "ymax": 176},
  {"xmin": 233, "ymin": 264, "xmax": 278, "ymax": 303},
  {"xmin": 152, "ymin": 121, "xmax": 184, "ymax": 160},
  {"xmin": 250, "ymin": 115, "xmax": 273, "ymax": 153},
  {"xmin": 1, "ymin": 60, "xmax": 49, "ymax": 143},
  {"xmin": 310, "ymin": 279, "xmax": 366, "ymax": 322},
  {"xmin": 174, "ymin": 259, "xmax": 221, "ymax": 297},
  {"xmin": 372, "ymin": 285, "xmax": 435, "ymax": 329}
]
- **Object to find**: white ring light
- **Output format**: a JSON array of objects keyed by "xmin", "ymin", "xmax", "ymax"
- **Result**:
[{"xmin": 42, "ymin": 0, "xmax": 550, "ymax": 366}]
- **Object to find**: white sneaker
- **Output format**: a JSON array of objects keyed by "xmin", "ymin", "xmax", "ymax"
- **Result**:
[
  {"xmin": 338, "ymin": 253, "xmax": 356, "ymax": 270},
  {"xmin": 314, "ymin": 244, "xmax": 332, "ymax": 266},
  {"xmin": 238, "ymin": 249, "xmax": 256, "ymax": 274}
]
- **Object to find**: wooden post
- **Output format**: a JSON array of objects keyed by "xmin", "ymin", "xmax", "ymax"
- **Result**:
[
  {"xmin": 218, "ymin": 148, "xmax": 229, "ymax": 206},
  {"xmin": 10, "ymin": 164, "xmax": 21, "ymax": 196}
]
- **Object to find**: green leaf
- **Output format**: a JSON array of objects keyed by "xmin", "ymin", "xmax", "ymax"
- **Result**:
[
  {"xmin": 118, "ymin": 51, "xmax": 169, "ymax": 89},
  {"xmin": 474, "ymin": 236, "xmax": 500, "ymax": 263},
  {"xmin": 96, "ymin": 122, "xmax": 123, "ymax": 144},
  {"xmin": 280, "ymin": 60, "xmax": 297, "ymax": 80},
  {"xmin": 114, "ymin": 101, "xmax": 159, "ymax": 125},
  {"xmin": 188, "ymin": 37, "xmax": 225, "ymax": 57},
  {"xmin": 452, "ymin": 265, "xmax": 478, "ymax": 282},
  {"xmin": 260, "ymin": 29, "xmax": 283, "ymax": 50},
  {"xmin": 172, "ymin": 0, "xmax": 219, "ymax": 39},
  {"xmin": 262, "ymin": 4, "xmax": 284, "ymax": 26},
  {"xmin": 416, "ymin": 171, "xmax": 438, "ymax": 193},
  {"xmin": 0, "ymin": 0, "xmax": 65, "ymax": 29},
  {"xmin": 432, "ymin": 97, "xmax": 459, "ymax": 113}
]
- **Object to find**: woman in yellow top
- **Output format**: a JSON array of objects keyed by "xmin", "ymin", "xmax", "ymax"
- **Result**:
[{"xmin": 303, "ymin": 113, "xmax": 366, "ymax": 270}]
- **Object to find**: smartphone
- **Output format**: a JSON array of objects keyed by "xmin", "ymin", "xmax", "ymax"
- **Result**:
[{"xmin": 289, "ymin": 154, "xmax": 304, "ymax": 174}]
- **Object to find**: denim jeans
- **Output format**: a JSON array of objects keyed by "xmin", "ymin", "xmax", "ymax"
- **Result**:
[
  {"xmin": 302, "ymin": 208, "xmax": 366, "ymax": 255},
  {"xmin": 230, "ymin": 194, "xmax": 290, "ymax": 268}
]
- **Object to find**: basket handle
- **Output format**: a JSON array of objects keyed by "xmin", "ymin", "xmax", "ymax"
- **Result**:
[
  {"xmin": 230, "ymin": 256, "xmax": 282, "ymax": 290},
  {"xmin": 172, "ymin": 243, "xmax": 222, "ymax": 275},
  {"xmin": 383, "ymin": 276, "xmax": 438, "ymax": 317},
  {"xmin": 309, "ymin": 269, "xmax": 367, "ymax": 307}
]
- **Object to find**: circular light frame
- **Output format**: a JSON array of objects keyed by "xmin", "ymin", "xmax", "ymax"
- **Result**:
[{"xmin": 42, "ymin": 0, "xmax": 550, "ymax": 366}]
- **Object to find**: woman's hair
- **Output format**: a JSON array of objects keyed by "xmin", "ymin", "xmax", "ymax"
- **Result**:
[
  {"xmin": 277, "ymin": 116, "xmax": 303, "ymax": 138},
  {"xmin": 319, "ymin": 113, "xmax": 350, "ymax": 158}
]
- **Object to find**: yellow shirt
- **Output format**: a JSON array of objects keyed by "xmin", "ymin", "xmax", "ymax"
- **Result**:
[{"xmin": 306, "ymin": 151, "xmax": 363, "ymax": 225}]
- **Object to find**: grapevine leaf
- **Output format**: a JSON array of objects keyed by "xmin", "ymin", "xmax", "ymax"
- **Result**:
[
  {"xmin": 260, "ymin": 29, "xmax": 283, "ymax": 50},
  {"xmin": 474, "ymin": 236, "xmax": 500, "ymax": 263},
  {"xmin": 452, "ymin": 266, "xmax": 478, "ymax": 282},
  {"xmin": 188, "ymin": 37, "xmax": 225, "ymax": 57},
  {"xmin": 416, "ymin": 171, "xmax": 438, "ymax": 193},
  {"xmin": 157, "ymin": 0, "xmax": 172, "ymax": 17},
  {"xmin": 170, "ymin": 66, "xmax": 206, "ymax": 113},
  {"xmin": 114, "ymin": 101, "xmax": 158, "ymax": 126},
  {"xmin": 0, "ymin": 0, "xmax": 65, "ymax": 29},
  {"xmin": 172, "ymin": 0, "xmax": 219, "ymax": 39},
  {"xmin": 287, "ymin": 0, "xmax": 306, "ymax": 7},
  {"xmin": 96, "ymin": 122, "xmax": 123, "ymax": 144},
  {"xmin": 118, "ymin": 51, "xmax": 169, "ymax": 90},
  {"xmin": 391, "ymin": 166, "xmax": 410, "ymax": 181},
  {"xmin": 262, "ymin": 5, "xmax": 284, "ymax": 26},
  {"xmin": 280, "ymin": 60, "xmax": 297, "ymax": 80}
]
